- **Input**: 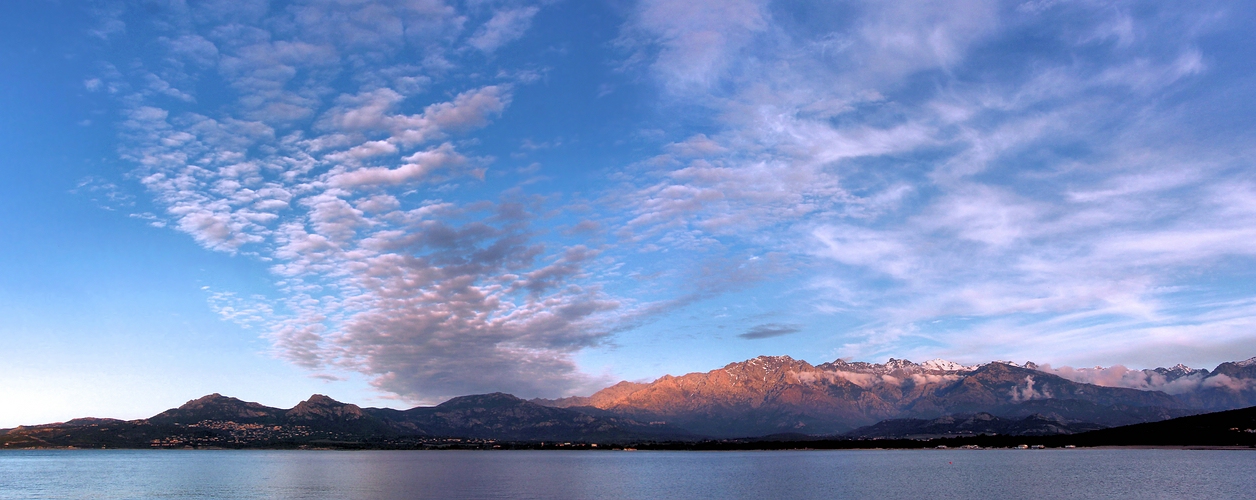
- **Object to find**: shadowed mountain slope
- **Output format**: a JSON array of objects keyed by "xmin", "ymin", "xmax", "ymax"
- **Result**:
[
  {"xmin": 395, "ymin": 393, "xmax": 690, "ymax": 441},
  {"xmin": 844, "ymin": 412, "xmax": 1108, "ymax": 439},
  {"xmin": 1064, "ymin": 404, "xmax": 1256, "ymax": 447},
  {"xmin": 0, "ymin": 393, "xmax": 687, "ymax": 449}
]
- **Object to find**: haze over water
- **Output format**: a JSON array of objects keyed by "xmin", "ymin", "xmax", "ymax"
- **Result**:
[{"xmin": 2, "ymin": 449, "xmax": 1252, "ymax": 499}]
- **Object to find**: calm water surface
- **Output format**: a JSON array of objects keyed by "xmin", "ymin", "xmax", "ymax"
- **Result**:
[{"xmin": 1, "ymin": 449, "xmax": 1251, "ymax": 499}]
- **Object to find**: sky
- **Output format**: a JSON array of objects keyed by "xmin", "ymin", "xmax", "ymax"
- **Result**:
[{"xmin": 2, "ymin": 0, "xmax": 1256, "ymax": 427}]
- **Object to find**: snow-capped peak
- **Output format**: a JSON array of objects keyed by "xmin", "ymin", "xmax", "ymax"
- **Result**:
[
  {"xmin": 1236, "ymin": 357, "xmax": 1256, "ymax": 367},
  {"xmin": 920, "ymin": 359, "xmax": 970, "ymax": 372},
  {"xmin": 884, "ymin": 358, "xmax": 917, "ymax": 370}
]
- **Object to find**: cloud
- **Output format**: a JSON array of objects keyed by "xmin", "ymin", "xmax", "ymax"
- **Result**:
[
  {"xmin": 164, "ymin": 35, "xmax": 220, "ymax": 69},
  {"xmin": 467, "ymin": 6, "xmax": 540, "ymax": 53},
  {"xmin": 625, "ymin": 0, "xmax": 770, "ymax": 92},
  {"xmin": 319, "ymin": 85, "xmax": 511, "ymax": 146},
  {"xmin": 1202, "ymin": 374, "xmax": 1256, "ymax": 392},
  {"xmin": 739, "ymin": 323, "xmax": 802, "ymax": 340},
  {"xmin": 611, "ymin": 0, "xmax": 1256, "ymax": 368},
  {"xmin": 71, "ymin": 176, "xmax": 134, "ymax": 211},
  {"xmin": 87, "ymin": 3, "xmax": 126, "ymax": 40},
  {"xmin": 98, "ymin": 0, "xmax": 623, "ymax": 403},
  {"xmin": 1009, "ymin": 375, "xmax": 1053, "ymax": 402},
  {"xmin": 796, "ymin": 369, "xmax": 960, "ymax": 388},
  {"xmin": 1036, "ymin": 364, "xmax": 1209, "ymax": 395},
  {"xmin": 851, "ymin": 0, "xmax": 999, "ymax": 82},
  {"xmin": 90, "ymin": 0, "xmax": 1256, "ymax": 403},
  {"xmin": 327, "ymin": 143, "xmax": 465, "ymax": 188},
  {"xmin": 206, "ymin": 290, "xmax": 274, "ymax": 330},
  {"xmin": 281, "ymin": 203, "xmax": 621, "ymax": 399}
]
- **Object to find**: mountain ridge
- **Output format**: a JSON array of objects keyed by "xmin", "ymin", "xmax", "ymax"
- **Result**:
[
  {"xmin": 535, "ymin": 354, "xmax": 1254, "ymax": 437},
  {"xmin": 4, "ymin": 354, "xmax": 1256, "ymax": 447},
  {"xmin": 0, "ymin": 393, "xmax": 689, "ymax": 449}
]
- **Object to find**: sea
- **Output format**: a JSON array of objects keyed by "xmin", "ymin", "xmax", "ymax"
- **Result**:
[{"xmin": 1, "ymin": 448, "xmax": 1252, "ymax": 499}]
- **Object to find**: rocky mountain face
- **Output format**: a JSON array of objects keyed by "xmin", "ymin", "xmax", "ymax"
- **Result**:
[
  {"xmin": 537, "ymin": 355, "xmax": 908, "ymax": 436},
  {"xmin": 539, "ymin": 381, "xmax": 650, "ymax": 409},
  {"xmin": 288, "ymin": 394, "xmax": 366, "ymax": 421},
  {"xmin": 536, "ymin": 355, "xmax": 1254, "ymax": 437}
]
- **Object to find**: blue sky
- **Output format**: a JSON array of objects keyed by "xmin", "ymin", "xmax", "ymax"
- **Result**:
[{"xmin": 3, "ymin": 0, "xmax": 1256, "ymax": 426}]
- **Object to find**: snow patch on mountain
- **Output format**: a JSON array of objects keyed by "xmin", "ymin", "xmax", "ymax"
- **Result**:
[{"xmin": 920, "ymin": 359, "xmax": 973, "ymax": 372}]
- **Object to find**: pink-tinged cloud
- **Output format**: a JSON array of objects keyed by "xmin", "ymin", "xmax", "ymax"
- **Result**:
[{"xmin": 328, "ymin": 144, "xmax": 465, "ymax": 188}]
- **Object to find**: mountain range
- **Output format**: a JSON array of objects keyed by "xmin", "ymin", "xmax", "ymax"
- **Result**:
[
  {"xmin": 0, "ymin": 392, "xmax": 690, "ymax": 449},
  {"xmin": 4, "ymin": 354, "xmax": 1256, "ymax": 448},
  {"xmin": 535, "ymin": 355, "xmax": 1256, "ymax": 437}
]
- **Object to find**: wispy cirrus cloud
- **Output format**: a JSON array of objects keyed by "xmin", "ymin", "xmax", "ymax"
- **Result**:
[{"xmin": 610, "ymin": 0, "xmax": 1256, "ymax": 368}]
